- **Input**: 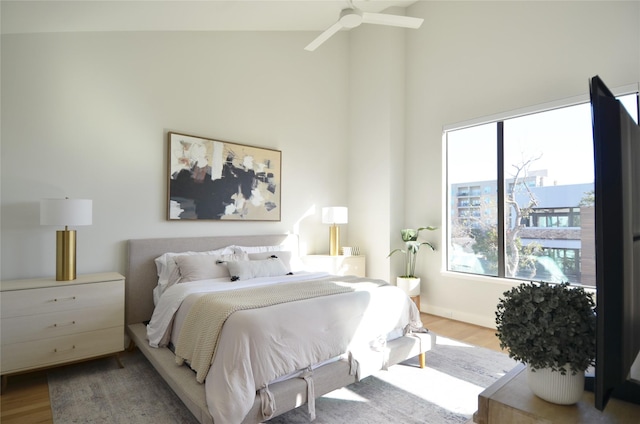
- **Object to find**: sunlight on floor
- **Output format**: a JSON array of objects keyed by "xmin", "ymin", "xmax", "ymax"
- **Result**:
[
  {"xmin": 311, "ymin": 335, "xmax": 512, "ymax": 417},
  {"xmin": 319, "ymin": 357, "xmax": 487, "ymax": 416},
  {"xmin": 435, "ymin": 336, "xmax": 473, "ymax": 348},
  {"xmin": 322, "ymin": 387, "xmax": 370, "ymax": 403},
  {"xmin": 375, "ymin": 364, "xmax": 484, "ymax": 415}
]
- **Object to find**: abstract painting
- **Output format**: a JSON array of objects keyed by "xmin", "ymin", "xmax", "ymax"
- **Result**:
[{"xmin": 167, "ymin": 132, "xmax": 281, "ymax": 221}]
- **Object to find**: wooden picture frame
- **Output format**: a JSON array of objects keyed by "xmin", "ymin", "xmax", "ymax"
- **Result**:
[{"xmin": 167, "ymin": 132, "xmax": 281, "ymax": 221}]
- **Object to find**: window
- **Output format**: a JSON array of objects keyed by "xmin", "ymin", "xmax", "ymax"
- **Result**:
[
  {"xmin": 446, "ymin": 91, "xmax": 639, "ymax": 287},
  {"xmin": 448, "ymin": 123, "xmax": 498, "ymax": 276}
]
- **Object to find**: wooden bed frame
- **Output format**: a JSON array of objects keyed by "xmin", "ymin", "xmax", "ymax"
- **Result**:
[{"xmin": 125, "ymin": 234, "xmax": 432, "ymax": 424}]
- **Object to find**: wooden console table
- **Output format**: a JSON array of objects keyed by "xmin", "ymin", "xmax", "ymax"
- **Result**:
[{"xmin": 475, "ymin": 363, "xmax": 640, "ymax": 423}]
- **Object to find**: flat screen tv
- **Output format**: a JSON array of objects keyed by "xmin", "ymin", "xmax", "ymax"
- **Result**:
[{"xmin": 589, "ymin": 75, "xmax": 640, "ymax": 410}]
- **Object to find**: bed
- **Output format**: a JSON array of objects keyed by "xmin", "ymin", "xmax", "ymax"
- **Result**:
[{"xmin": 125, "ymin": 234, "xmax": 433, "ymax": 424}]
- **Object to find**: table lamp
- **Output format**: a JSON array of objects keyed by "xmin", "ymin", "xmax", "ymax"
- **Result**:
[
  {"xmin": 322, "ymin": 206, "xmax": 348, "ymax": 256},
  {"xmin": 40, "ymin": 198, "xmax": 92, "ymax": 281}
]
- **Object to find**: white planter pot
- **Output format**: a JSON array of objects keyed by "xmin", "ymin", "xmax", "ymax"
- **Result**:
[
  {"xmin": 396, "ymin": 277, "xmax": 420, "ymax": 296},
  {"xmin": 526, "ymin": 364, "xmax": 585, "ymax": 405}
]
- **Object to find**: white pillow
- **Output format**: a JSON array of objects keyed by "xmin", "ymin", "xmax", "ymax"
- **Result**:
[
  {"xmin": 154, "ymin": 247, "xmax": 238, "ymax": 295},
  {"xmin": 226, "ymin": 257, "xmax": 290, "ymax": 281},
  {"xmin": 236, "ymin": 244, "xmax": 304, "ymax": 272},
  {"xmin": 248, "ymin": 251, "xmax": 292, "ymax": 272},
  {"xmin": 174, "ymin": 254, "xmax": 233, "ymax": 283},
  {"xmin": 169, "ymin": 251, "xmax": 248, "ymax": 286}
]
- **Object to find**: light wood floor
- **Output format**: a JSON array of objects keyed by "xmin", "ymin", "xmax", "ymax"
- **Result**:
[
  {"xmin": 0, "ymin": 314, "xmax": 503, "ymax": 424},
  {"xmin": 421, "ymin": 313, "xmax": 504, "ymax": 353}
]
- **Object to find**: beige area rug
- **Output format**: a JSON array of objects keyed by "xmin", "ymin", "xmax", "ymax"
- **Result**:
[{"xmin": 48, "ymin": 335, "xmax": 516, "ymax": 424}]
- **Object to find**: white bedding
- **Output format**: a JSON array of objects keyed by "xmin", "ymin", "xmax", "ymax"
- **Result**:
[
  {"xmin": 146, "ymin": 272, "xmax": 423, "ymax": 424},
  {"xmin": 147, "ymin": 271, "xmax": 331, "ymax": 347}
]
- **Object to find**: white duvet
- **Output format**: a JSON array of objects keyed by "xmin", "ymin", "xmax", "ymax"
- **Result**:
[
  {"xmin": 146, "ymin": 272, "xmax": 423, "ymax": 424},
  {"xmin": 147, "ymin": 272, "xmax": 332, "ymax": 348}
]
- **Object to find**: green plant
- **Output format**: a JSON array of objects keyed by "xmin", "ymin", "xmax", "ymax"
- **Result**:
[
  {"xmin": 388, "ymin": 227, "xmax": 436, "ymax": 278},
  {"xmin": 495, "ymin": 281, "xmax": 596, "ymax": 375}
]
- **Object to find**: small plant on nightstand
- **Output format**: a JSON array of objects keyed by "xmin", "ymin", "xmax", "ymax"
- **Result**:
[
  {"xmin": 388, "ymin": 226, "xmax": 437, "ymax": 278},
  {"xmin": 388, "ymin": 226, "xmax": 436, "ymax": 300}
]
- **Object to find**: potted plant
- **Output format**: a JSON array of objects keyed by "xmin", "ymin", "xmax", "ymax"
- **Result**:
[
  {"xmin": 388, "ymin": 227, "xmax": 436, "ymax": 297},
  {"xmin": 495, "ymin": 281, "xmax": 596, "ymax": 405}
]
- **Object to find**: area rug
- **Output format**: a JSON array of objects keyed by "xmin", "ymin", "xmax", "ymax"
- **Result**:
[
  {"xmin": 48, "ymin": 335, "xmax": 516, "ymax": 424},
  {"xmin": 48, "ymin": 350, "xmax": 199, "ymax": 424}
]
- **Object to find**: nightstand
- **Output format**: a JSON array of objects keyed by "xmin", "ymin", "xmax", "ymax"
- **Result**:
[
  {"xmin": 302, "ymin": 255, "xmax": 366, "ymax": 277},
  {"xmin": 0, "ymin": 272, "xmax": 125, "ymax": 386}
]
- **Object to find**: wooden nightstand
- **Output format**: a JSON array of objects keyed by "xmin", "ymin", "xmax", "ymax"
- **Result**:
[
  {"xmin": 302, "ymin": 255, "xmax": 366, "ymax": 277},
  {"xmin": 475, "ymin": 363, "xmax": 640, "ymax": 423},
  {"xmin": 0, "ymin": 272, "xmax": 125, "ymax": 387}
]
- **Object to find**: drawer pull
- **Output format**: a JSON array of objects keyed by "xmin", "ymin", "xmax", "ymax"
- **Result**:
[
  {"xmin": 54, "ymin": 345, "xmax": 76, "ymax": 353},
  {"xmin": 53, "ymin": 321, "xmax": 76, "ymax": 327},
  {"xmin": 52, "ymin": 296, "xmax": 77, "ymax": 302}
]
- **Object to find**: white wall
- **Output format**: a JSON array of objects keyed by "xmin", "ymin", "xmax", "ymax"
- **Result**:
[
  {"xmin": 347, "ymin": 15, "xmax": 407, "ymax": 282},
  {"xmin": 2, "ymin": 1, "xmax": 639, "ymax": 331},
  {"xmin": 405, "ymin": 0, "xmax": 640, "ymax": 327},
  {"xmin": 0, "ymin": 31, "xmax": 352, "ymax": 280}
]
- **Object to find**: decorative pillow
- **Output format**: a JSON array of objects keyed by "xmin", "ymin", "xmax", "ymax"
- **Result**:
[
  {"xmin": 240, "ymin": 247, "xmax": 305, "ymax": 272},
  {"xmin": 174, "ymin": 254, "xmax": 235, "ymax": 283},
  {"xmin": 154, "ymin": 247, "xmax": 238, "ymax": 294},
  {"xmin": 248, "ymin": 251, "xmax": 292, "ymax": 272},
  {"xmin": 226, "ymin": 257, "xmax": 290, "ymax": 281}
]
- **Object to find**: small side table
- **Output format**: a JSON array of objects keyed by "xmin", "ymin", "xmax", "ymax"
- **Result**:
[
  {"xmin": 302, "ymin": 255, "xmax": 366, "ymax": 277},
  {"xmin": 475, "ymin": 363, "xmax": 640, "ymax": 423}
]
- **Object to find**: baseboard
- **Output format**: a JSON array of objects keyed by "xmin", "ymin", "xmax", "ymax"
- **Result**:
[{"xmin": 423, "ymin": 305, "xmax": 496, "ymax": 329}]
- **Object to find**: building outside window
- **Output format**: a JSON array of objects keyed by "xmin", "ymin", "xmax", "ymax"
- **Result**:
[{"xmin": 446, "ymin": 91, "xmax": 639, "ymax": 287}]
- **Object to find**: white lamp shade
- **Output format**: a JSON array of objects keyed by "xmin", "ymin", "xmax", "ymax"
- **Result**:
[
  {"xmin": 322, "ymin": 206, "xmax": 348, "ymax": 224},
  {"xmin": 40, "ymin": 199, "xmax": 92, "ymax": 226}
]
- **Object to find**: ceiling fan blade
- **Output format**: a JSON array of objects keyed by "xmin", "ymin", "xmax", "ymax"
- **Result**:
[
  {"xmin": 304, "ymin": 21, "xmax": 344, "ymax": 51},
  {"xmin": 362, "ymin": 12, "xmax": 424, "ymax": 29}
]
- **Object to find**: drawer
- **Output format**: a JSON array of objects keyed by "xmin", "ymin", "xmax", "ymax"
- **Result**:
[
  {"xmin": 302, "ymin": 256, "xmax": 366, "ymax": 277},
  {"xmin": 1, "ymin": 326, "xmax": 124, "ymax": 375},
  {"xmin": 1, "ymin": 304, "xmax": 124, "ymax": 344},
  {"xmin": 1, "ymin": 280, "xmax": 123, "ymax": 318}
]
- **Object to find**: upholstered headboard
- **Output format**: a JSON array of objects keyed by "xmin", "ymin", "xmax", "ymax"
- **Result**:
[{"xmin": 125, "ymin": 234, "xmax": 292, "ymax": 326}]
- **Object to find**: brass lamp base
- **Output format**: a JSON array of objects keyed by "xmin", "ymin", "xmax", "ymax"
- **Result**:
[
  {"xmin": 329, "ymin": 224, "xmax": 340, "ymax": 256},
  {"xmin": 56, "ymin": 229, "xmax": 77, "ymax": 281}
]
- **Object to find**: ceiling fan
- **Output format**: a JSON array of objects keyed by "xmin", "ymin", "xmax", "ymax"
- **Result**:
[{"xmin": 304, "ymin": 2, "xmax": 424, "ymax": 52}]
